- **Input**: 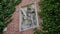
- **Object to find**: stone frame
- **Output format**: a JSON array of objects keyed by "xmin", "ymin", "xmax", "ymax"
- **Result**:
[{"xmin": 19, "ymin": 4, "xmax": 39, "ymax": 31}]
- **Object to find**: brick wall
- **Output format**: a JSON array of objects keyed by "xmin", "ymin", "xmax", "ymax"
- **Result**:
[{"xmin": 3, "ymin": 0, "xmax": 39, "ymax": 34}]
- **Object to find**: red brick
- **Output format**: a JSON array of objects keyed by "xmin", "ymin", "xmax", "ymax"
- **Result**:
[{"xmin": 3, "ymin": 0, "xmax": 39, "ymax": 34}]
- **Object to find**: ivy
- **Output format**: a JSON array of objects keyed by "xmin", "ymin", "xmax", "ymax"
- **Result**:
[
  {"xmin": 34, "ymin": 0, "xmax": 60, "ymax": 34},
  {"xmin": 0, "ymin": 0, "xmax": 21, "ymax": 34}
]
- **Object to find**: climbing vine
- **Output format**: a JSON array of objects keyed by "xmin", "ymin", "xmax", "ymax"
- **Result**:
[
  {"xmin": 0, "ymin": 0, "xmax": 21, "ymax": 34},
  {"xmin": 34, "ymin": 0, "xmax": 60, "ymax": 34}
]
